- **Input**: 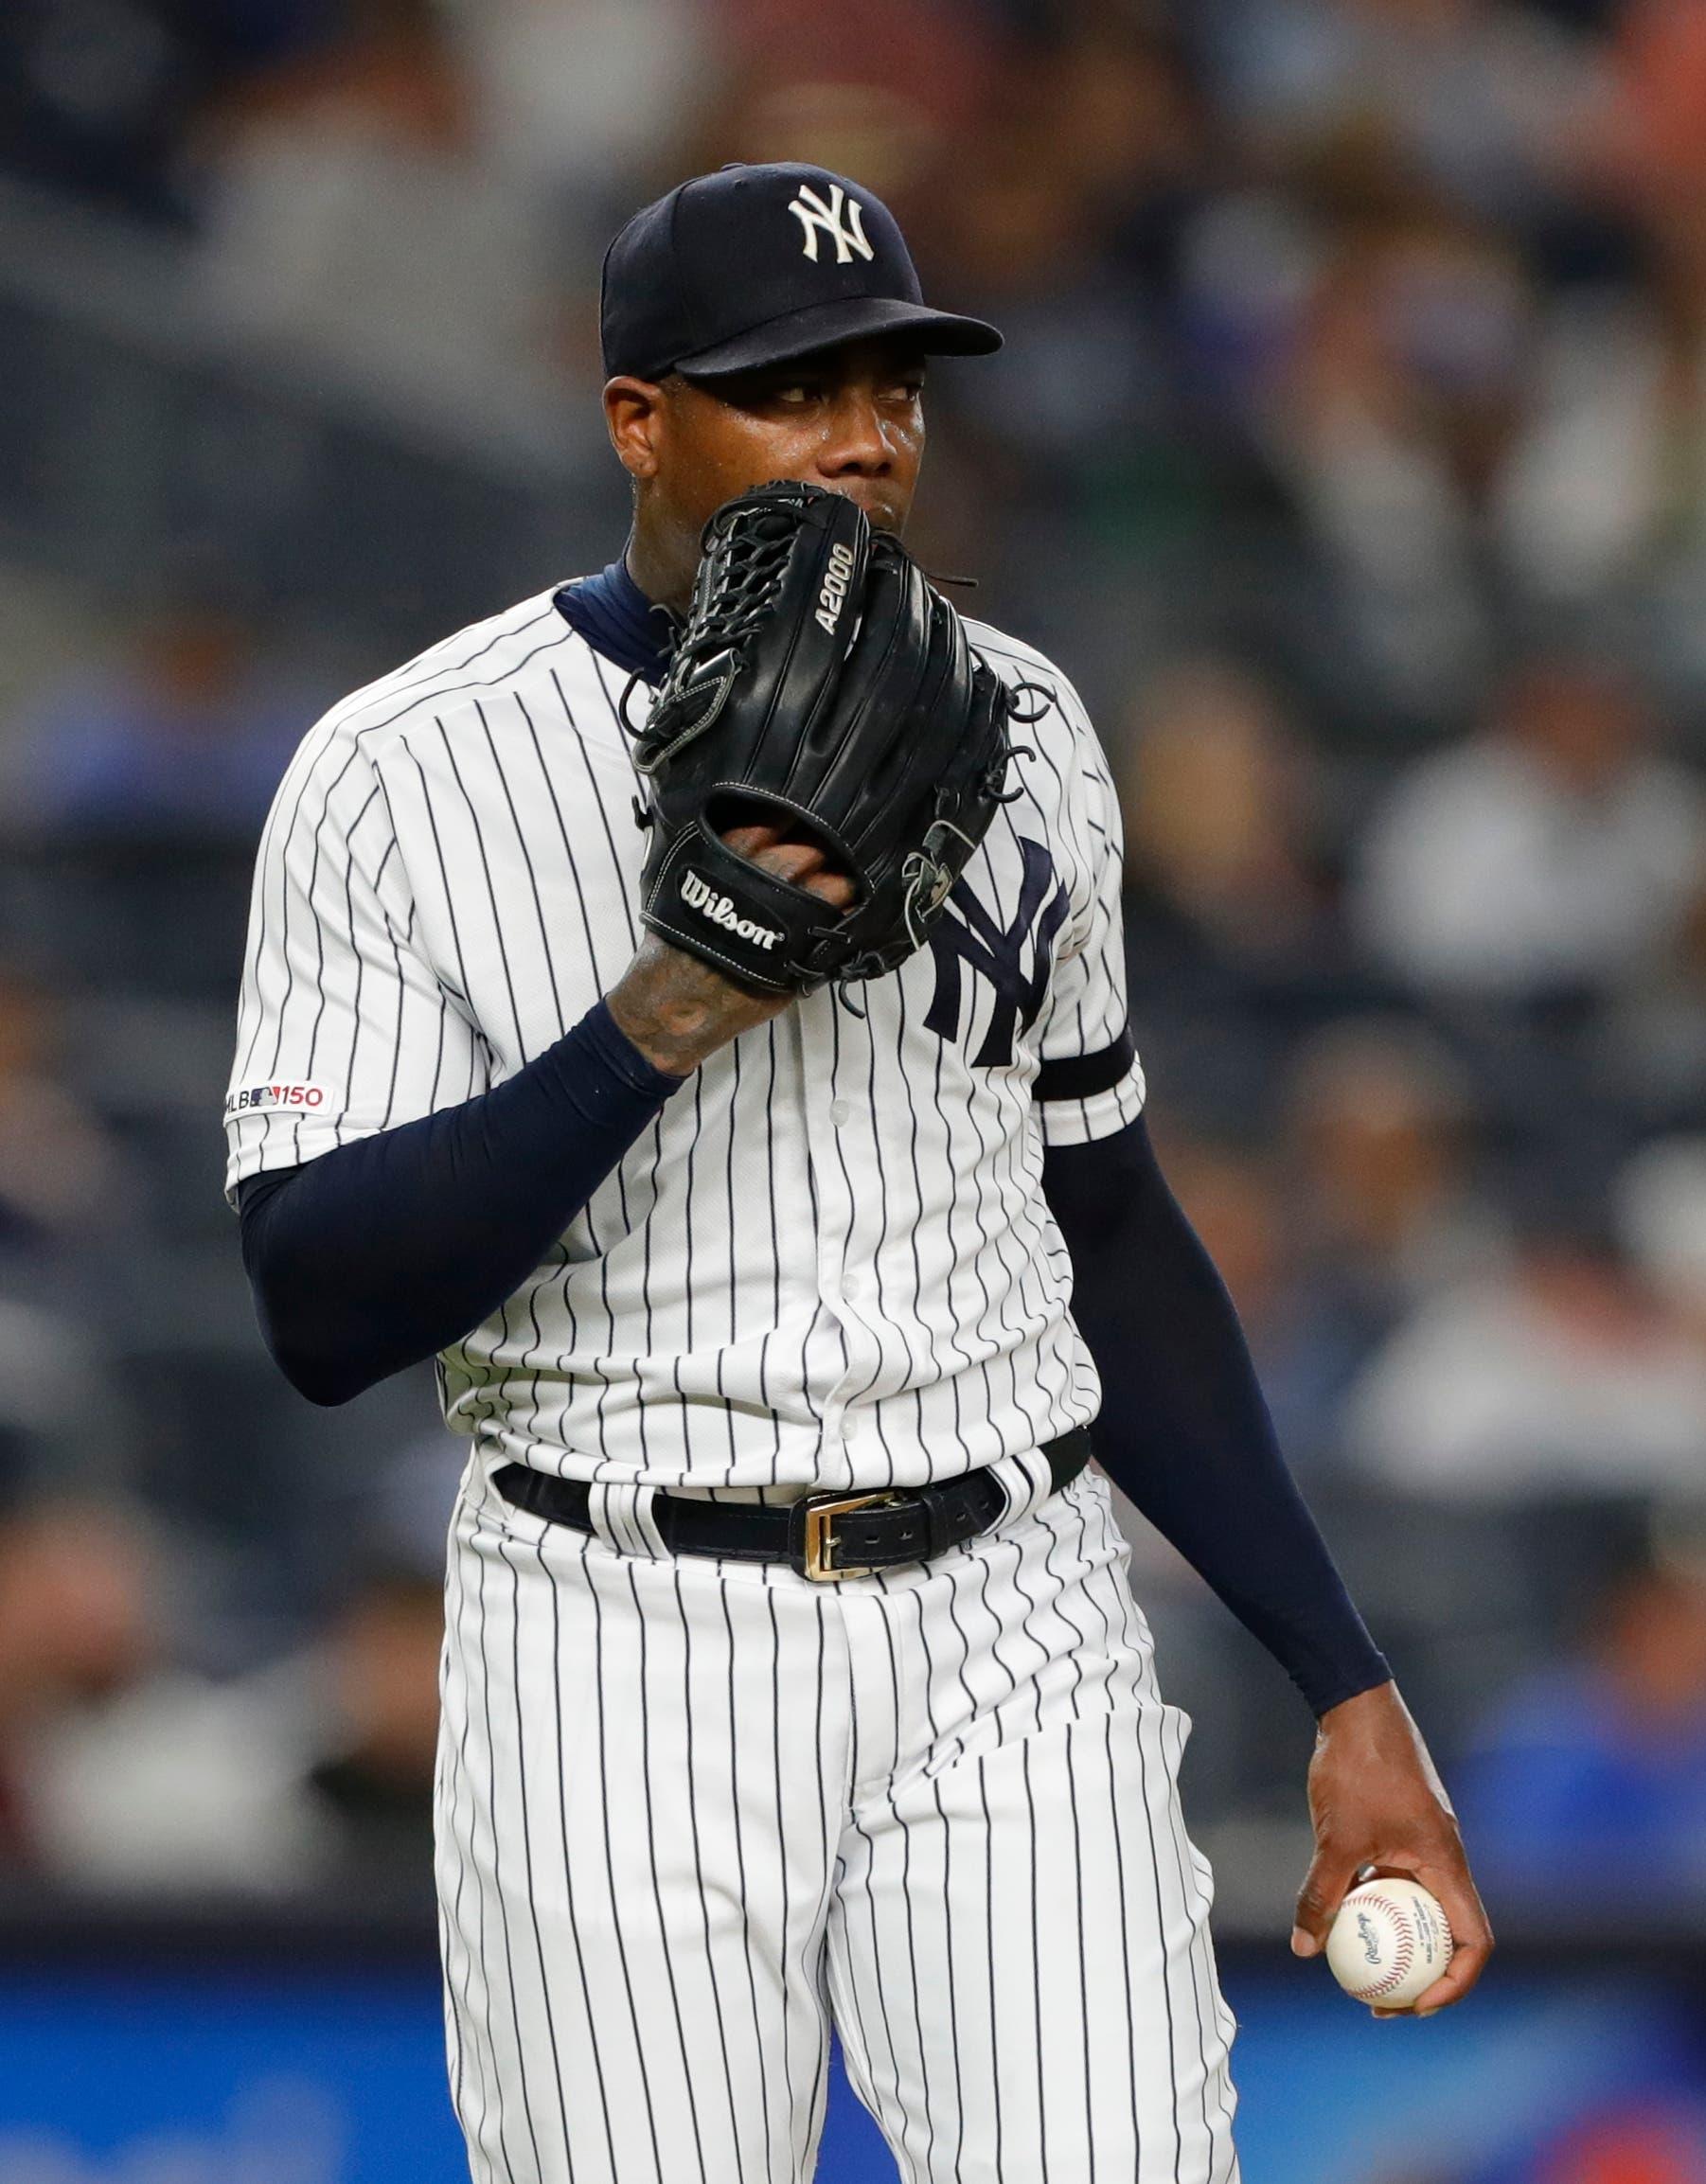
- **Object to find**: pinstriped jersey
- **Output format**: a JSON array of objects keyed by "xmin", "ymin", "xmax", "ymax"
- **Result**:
[{"xmin": 223, "ymin": 585, "xmax": 1146, "ymax": 1493}]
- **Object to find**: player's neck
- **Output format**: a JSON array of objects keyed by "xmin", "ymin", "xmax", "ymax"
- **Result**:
[{"xmin": 624, "ymin": 531, "xmax": 696, "ymax": 619}]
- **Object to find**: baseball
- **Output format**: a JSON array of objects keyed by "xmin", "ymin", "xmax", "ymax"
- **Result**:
[{"xmin": 1325, "ymin": 1879, "xmax": 1454, "ymax": 2010}]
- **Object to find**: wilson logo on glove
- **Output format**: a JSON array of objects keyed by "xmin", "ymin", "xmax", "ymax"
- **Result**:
[
  {"xmin": 815, "ymin": 541, "xmax": 856, "ymax": 635},
  {"xmin": 681, "ymin": 868, "xmax": 782, "ymax": 950}
]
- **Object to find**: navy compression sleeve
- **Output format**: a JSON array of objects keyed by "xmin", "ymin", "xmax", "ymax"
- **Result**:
[
  {"xmin": 235, "ymin": 1000, "xmax": 684, "ymax": 1407},
  {"xmin": 1043, "ymin": 1115, "xmax": 1390, "ymax": 1717}
]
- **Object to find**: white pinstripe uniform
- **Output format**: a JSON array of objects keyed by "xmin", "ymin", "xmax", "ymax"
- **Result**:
[{"xmin": 224, "ymin": 588, "xmax": 1240, "ymax": 2182}]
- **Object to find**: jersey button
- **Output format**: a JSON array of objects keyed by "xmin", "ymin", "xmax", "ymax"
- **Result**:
[{"xmin": 830, "ymin": 1099, "xmax": 851, "ymax": 1126}]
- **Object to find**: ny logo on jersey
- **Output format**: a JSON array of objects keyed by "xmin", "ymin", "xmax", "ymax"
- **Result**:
[
  {"xmin": 788, "ymin": 182, "xmax": 875, "ymax": 266},
  {"xmin": 925, "ymin": 838, "xmax": 1070, "ymax": 1068}
]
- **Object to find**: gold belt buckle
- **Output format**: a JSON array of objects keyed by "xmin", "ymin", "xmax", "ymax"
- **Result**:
[{"xmin": 796, "ymin": 1491, "xmax": 901, "ymax": 1582}]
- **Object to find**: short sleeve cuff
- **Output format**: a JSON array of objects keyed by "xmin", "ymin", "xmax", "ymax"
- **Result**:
[
  {"xmin": 1036, "ymin": 1036, "xmax": 1146, "ymax": 1146},
  {"xmin": 224, "ymin": 1084, "xmax": 357, "ymax": 1208}
]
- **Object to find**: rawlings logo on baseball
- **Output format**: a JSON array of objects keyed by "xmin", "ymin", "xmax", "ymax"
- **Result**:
[
  {"xmin": 815, "ymin": 541, "xmax": 856, "ymax": 635},
  {"xmin": 680, "ymin": 868, "xmax": 781, "ymax": 950}
]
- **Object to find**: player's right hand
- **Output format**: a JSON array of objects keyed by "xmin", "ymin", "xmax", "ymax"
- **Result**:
[
  {"xmin": 1290, "ymin": 1680, "xmax": 1494, "ymax": 2018},
  {"xmin": 606, "ymin": 817, "xmax": 854, "ymax": 1077},
  {"xmin": 720, "ymin": 814, "xmax": 857, "ymax": 913}
]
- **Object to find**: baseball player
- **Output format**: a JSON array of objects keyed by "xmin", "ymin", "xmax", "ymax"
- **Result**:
[{"xmin": 226, "ymin": 163, "xmax": 1490, "ymax": 2183}]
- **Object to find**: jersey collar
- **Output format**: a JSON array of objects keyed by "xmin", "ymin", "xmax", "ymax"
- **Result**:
[{"xmin": 553, "ymin": 557, "xmax": 679, "ymax": 685}]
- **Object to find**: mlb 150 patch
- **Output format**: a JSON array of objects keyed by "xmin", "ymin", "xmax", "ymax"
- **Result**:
[{"xmin": 224, "ymin": 1080, "xmax": 337, "ymax": 1118}]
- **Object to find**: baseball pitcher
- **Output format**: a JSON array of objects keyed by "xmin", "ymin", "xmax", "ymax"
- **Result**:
[{"xmin": 227, "ymin": 163, "xmax": 1490, "ymax": 2184}]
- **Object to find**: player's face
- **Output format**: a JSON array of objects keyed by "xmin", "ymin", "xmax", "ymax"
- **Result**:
[
  {"xmin": 608, "ymin": 338, "xmax": 927, "ymax": 606},
  {"xmin": 664, "ymin": 340, "xmax": 927, "ymax": 537}
]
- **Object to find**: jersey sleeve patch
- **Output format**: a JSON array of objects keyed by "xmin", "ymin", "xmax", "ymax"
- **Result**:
[{"xmin": 223, "ymin": 1079, "xmax": 342, "ymax": 1121}]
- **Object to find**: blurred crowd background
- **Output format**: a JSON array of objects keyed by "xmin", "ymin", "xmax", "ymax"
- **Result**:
[{"xmin": 4, "ymin": 0, "xmax": 1706, "ymax": 1945}]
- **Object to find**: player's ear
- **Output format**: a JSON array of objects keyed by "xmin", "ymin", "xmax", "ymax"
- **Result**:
[{"xmin": 603, "ymin": 376, "xmax": 669, "ymax": 481}]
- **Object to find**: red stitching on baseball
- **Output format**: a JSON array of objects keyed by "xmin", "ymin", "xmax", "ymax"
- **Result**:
[{"xmin": 1352, "ymin": 1893, "xmax": 1417, "ymax": 1998}]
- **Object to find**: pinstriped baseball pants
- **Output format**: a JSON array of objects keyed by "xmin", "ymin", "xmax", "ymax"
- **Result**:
[{"xmin": 435, "ymin": 1451, "xmax": 1240, "ymax": 2184}]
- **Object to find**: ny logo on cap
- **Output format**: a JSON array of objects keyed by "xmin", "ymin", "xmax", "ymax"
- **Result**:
[{"xmin": 788, "ymin": 182, "xmax": 874, "ymax": 266}]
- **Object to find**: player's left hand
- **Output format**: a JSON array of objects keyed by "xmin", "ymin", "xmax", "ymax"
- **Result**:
[{"xmin": 1289, "ymin": 1679, "xmax": 1493, "ymax": 2017}]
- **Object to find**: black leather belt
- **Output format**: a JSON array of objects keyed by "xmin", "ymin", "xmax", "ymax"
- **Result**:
[{"xmin": 494, "ymin": 1426, "xmax": 1092, "ymax": 1583}]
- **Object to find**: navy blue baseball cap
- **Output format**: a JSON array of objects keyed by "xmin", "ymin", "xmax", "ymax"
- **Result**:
[{"xmin": 600, "ymin": 162, "xmax": 1002, "ymax": 383}]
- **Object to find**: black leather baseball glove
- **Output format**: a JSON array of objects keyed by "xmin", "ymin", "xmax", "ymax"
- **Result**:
[{"xmin": 627, "ymin": 480, "xmax": 1024, "ymax": 995}]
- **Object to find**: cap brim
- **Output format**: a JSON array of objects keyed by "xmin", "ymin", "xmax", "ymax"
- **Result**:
[{"xmin": 672, "ymin": 295, "xmax": 1002, "ymax": 381}]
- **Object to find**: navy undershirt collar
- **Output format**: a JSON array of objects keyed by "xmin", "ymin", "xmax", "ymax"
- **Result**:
[{"xmin": 553, "ymin": 557, "xmax": 678, "ymax": 685}]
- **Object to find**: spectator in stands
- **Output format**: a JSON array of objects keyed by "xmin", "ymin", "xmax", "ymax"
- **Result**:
[
  {"xmin": 13, "ymin": 1501, "xmax": 442, "ymax": 1900},
  {"xmin": 1351, "ymin": 654, "xmax": 1706, "ymax": 999},
  {"xmin": 1283, "ymin": 1016, "xmax": 1508, "ymax": 1323},
  {"xmin": 1119, "ymin": 659, "xmax": 1351, "ymax": 1133},
  {"xmin": 1271, "ymin": 204, "xmax": 1537, "ymax": 711},
  {"xmin": 192, "ymin": 0, "xmax": 569, "ymax": 434},
  {"xmin": 705, "ymin": 0, "xmax": 1001, "ymax": 204},
  {"xmin": 914, "ymin": 16, "xmax": 1201, "ymax": 522},
  {"xmin": 1196, "ymin": 0, "xmax": 1606, "ymax": 229},
  {"xmin": 1, "ymin": 1498, "xmax": 328, "ymax": 1894},
  {"xmin": 1591, "ymin": 879, "xmax": 1706, "ymax": 1134},
  {"xmin": 298, "ymin": 1566, "xmax": 441, "ymax": 1899},
  {"xmin": 0, "ymin": 968, "xmax": 132, "ymax": 1282},
  {"xmin": 1122, "ymin": 659, "xmax": 1328, "ymax": 968},
  {"xmin": 1494, "ymin": 0, "xmax": 1706, "ymax": 627},
  {"xmin": 1615, "ymin": 1135, "xmax": 1706, "ymax": 1340},
  {"xmin": 1489, "ymin": 248, "xmax": 1706, "ymax": 618},
  {"xmin": 1155, "ymin": 1128, "xmax": 1366, "ymax": 1469},
  {"xmin": 439, "ymin": 0, "xmax": 708, "ymax": 215},
  {"xmin": 0, "ymin": 1, "xmax": 330, "ymax": 225},
  {"xmin": 1342, "ymin": 1202, "xmax": 1706, "ymax": 1498},
  {"xmin": 0, "ymin": 1292, "xmax": 125, "ymax": 1500},
  {"xmin": 0, "ymin": 1502, "xmax": 139, "ymax": 1862},
  {"xmin": 8, "ymin": 584, "xmax": 301, "ymax": 838},
  {"xmin": 1598, "ymin": 0, "xmax": 1706, "ymax": 217},
  {"xmin": 1453, "ymin": 1548, "xmax": 1706, "ymax": 1904}
]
